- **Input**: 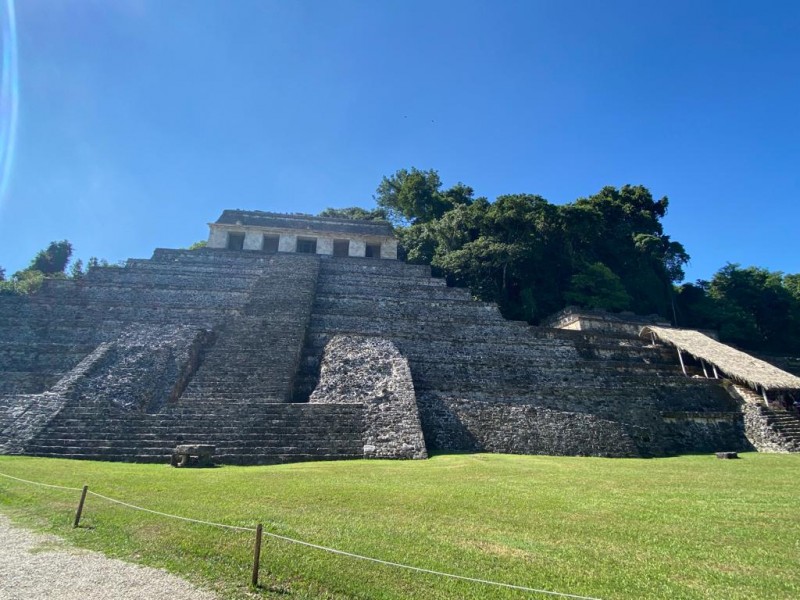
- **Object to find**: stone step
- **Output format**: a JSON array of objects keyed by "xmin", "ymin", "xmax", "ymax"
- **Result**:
[
  {"xmin": 318, "ymin": 259, "xmax": 431, "ymax": 278},
  {"xmin": 47, "ymin": 405, "xmax": 362, "ymax": 418},
  {"xmin": 23, "ymin": 451, "xmax": 362, "ymax": 465},
  {"xmin": 42, "ymin": 426, "xmax": 360, "ymax": 436},
  {"xmin": 26, "ymin": 439, "xmax": 362, "ymax": 452}
]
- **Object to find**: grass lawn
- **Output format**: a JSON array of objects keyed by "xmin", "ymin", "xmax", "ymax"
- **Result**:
[{"xmin": 0, "ymin": 453, "xmax": 798, "ymax": 599}]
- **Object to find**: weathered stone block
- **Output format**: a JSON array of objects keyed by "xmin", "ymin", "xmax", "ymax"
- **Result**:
[
  {"xmin": 310, "ymin": 335, "xmax": 427, "ymax": 459},
  {"xmin": 316, "ymin": 237, "xmax": 334, "ymax": 256},
  {"xmin": 348, "ymin": 240, "xmax": 366, "ymax": 258},
  {"xmin": 278, "ymin": 234, "xmax": 297, "ymax": 252}
]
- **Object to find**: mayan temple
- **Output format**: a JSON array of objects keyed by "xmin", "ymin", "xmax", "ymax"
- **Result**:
[{"xmin": 1, "ymin": 210, "xmax": 799, "ymax": 464}]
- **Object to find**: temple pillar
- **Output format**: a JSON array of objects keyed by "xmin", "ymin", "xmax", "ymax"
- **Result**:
[
  {"xmin": 317, "ymin": 237, "xmax": 334, "ymax": 256},
  {"xmin": 348, "ymin": 239, "xmax": 366, "ymax": 257},
  {"xmin": 278, "ymin": 234, "xmax": 297, "ymax": 253}
]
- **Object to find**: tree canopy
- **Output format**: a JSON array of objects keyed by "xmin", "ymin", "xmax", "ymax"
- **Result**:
[
  {"xmin": 369, "ymin": 167, "xmax": 798, "ymax": 354},
  {"xmin": 1, "ymin": 240, "xmax": 77, "ymax": 295},
  {"xmin": 29, "ymin": 240, "xmax": 73, "ymax": 275},
  {"xmin": 375, "ymin": 168, "xmax": 474, "ymax": 225},
  {"xmin": 380, "ymin": 168, "xmax": 687, "ymax": 325},
  {"xmin": 675, "ymin": 265, "xmax": 800, "ymax": 353}
]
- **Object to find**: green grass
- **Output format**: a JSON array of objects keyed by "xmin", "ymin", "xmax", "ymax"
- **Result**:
[{"xmin": 1, "ymin": 453, "xmax": 798, "ymax": 599}]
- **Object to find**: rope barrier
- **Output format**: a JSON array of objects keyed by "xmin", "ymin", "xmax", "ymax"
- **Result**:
[
  {"xmin": 0, "ymin": 469, "xmax": 602, "ymax": 599},
  {"xmin": 86, "ymin": 491, "xmax": 255, "ymax": 532},
  {"xmin": 257, "ymin": 528, "xmax": 602, "ymax": 600},
  {"xmin": 0, "ymin": 471, "xmax": 82, "ymax": 492}
]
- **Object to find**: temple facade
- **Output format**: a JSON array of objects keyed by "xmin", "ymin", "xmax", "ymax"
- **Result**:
[{"xmin": 207, "ymin": 210, "xmax": 398, "ymax": 260}]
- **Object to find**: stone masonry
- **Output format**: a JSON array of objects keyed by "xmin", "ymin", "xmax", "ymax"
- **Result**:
[
  {"xmin": 310, "ymin": 335, "xmax": 427, "ymax": 459},
  {"xmin": 0, "ymin": 212, "xmax": 790, "ymax": 464}
]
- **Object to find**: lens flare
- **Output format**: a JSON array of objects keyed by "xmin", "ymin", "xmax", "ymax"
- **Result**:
[{"xmin": 0, "ymin": 0, "xmax": 19, "ymax": 206}]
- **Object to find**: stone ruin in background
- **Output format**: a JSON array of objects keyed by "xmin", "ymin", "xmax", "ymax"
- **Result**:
[{"xmin": 1, "ymin": 209, "xmax": 798, "ymax": 463}]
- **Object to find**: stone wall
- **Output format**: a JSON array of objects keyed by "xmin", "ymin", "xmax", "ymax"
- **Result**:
[
  {"xmin": 726, "ymin": 382, "xmax": 800, "ymax": 452},
  {"xmin": 416, "ymin": 394, "xmax": 643, "ymax": 457},
  {"xmin": 0, "ymin": 245, "xmax": 771, "ymax": 464},
  {"xmin": 310, "ymin": 335, "xmax": 427, "ymax": 459},
  {"xmin": 659, "ymin": 412, "xmax": 751, "ymax": 454},
  {"xmin": 0, "ymin": 250, "xmax": 366, "ymax": 464},
  {"xmin": 297, "ymin": 257, "xmax": 754, "ymax": 458},
  {"xmin": 0, "ymin": 343, "xmax": 111, "ymax": 453},
  {"xmin": 541, "ymin": 306, "xmax": 670, "ymax": 337}
]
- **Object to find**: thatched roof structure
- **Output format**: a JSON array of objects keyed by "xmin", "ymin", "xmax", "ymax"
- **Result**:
[{"xmin": 640, "ymin": 326, "xmax": 800, "ymax": 393}]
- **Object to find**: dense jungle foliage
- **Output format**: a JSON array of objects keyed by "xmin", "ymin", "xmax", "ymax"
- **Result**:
[{"xmin": 324, "ymin": 168, "xmax": 800, "ymax": 355}]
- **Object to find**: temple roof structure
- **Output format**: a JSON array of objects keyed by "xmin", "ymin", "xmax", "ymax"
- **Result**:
[{"xmin": 215, "ymin": 210, "xmax": 394, "ymax": 237}]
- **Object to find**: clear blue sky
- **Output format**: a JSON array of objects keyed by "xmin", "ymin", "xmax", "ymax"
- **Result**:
[{"xmin": 0, "ymin": 0, "xmax": 798, "ymax": 282}]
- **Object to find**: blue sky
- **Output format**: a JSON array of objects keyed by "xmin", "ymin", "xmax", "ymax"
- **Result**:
[{"xmin": 0, "ymin": 0, "xmax": 798, "ymax": 282}]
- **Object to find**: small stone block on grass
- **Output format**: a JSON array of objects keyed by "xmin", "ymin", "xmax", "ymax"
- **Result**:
[
  {"xmin": 170, "ymin": 444, "xmax": 215, "ymax": 467},
  {"xmin": 715, "ymin": 451, "xmax": 739, "ymax": 459}
]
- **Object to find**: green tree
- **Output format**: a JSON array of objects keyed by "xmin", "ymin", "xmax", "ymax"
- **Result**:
[
  {"xmin": 29, "ymin": 240, "xmax": 73, "ymax": 275},
  {"xmin": 565, "ymin": 262, "xmax": 632, "ymax": 311},
  {"xmin": 378, "ymin": 169, "xmax": 691, "ymax": 324},
  {"xmin": 87, "ymin": 257, "xmax": 110, "ymax": 270},
  {"xmin": 1, "ymin": 240, "xmax": 76, "ymax": 295},
  {"xmin": 706, "ymin": 264, "xmax": 800, "ymax": 352},
  {"xmin": 187, "ymin": 240, "xmax": 208, "ymax": 250},
  {"xmin": 560, "ymin": 185, "xmax": 686, "ymax": 317},
  {"xmin": 674, "ymin": 280, "xmax": 718, "ymax": 329},
  {"xmin": 69, "ymin": 259, "xmax": 84, "ymax": 279},
  {"xmin": 375, "ymin": 168, "xmax": 473, "ymax": 224},
  {"xmin": 784, "ymin": 273, "xmax": 800, "ymax": 302},
  {"xmin": 0, "ymin": 269, "xmax": 45, "ymax": 295},
  {"xmin": 0, "ymin": 266, "xmax": 5, "ymax": 281},
  {"xmin": 411, "ymin": 194, "xmax": 569, "ymax": 322}
]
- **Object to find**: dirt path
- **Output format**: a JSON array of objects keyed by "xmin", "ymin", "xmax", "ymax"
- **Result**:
[{"xmin": 0, "ymin": 514, "xmax": 217, "ymax": 600}]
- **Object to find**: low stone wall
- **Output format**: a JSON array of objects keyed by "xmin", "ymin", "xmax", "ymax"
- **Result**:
[
  {"xmin": 310, "ymin": 335, "xmax": 427, "ymax": 459},
  {"xmin": 416, "ymin": 393, "xmax": 644, "ymax": 457},
  {"xmin": 541, "ymin": 306, "xmax": 670, "ymax": 337},
  {"xmin": 659, "ymin": 411, "xmax": 751, "ymax": 454}
]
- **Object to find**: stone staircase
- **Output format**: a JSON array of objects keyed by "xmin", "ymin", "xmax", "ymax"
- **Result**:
[
  {"xmin": 756, "ymin": 406, "xmax": 800, "ymax": 449},
  {"xmin": 730, "ymin": 383, "xmax": 800, "ymax": 452},
  {"xmin": 1, "ymin": 250, "xmax": 365, "ymax": 464},
  {"xmin": 295, "ymin": 257, "xmax": 745, "ymax": 457},
  {"xmin": 22, "ymin": 402, "xmax": 364, "ymax": 464},
  {"xmin": 179, "ymin": 253, "xmax": 320, "ymax": 403},
  {"xmin": 0, "ymin": 248, "xmax": 265, "ymax": 396}
]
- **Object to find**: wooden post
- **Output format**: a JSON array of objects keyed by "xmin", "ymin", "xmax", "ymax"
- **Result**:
[
  {"xmin": 251, "ymin": 523, "xmax": 263, "ymax": 587},
  {"xmin": 762, "ymin": 388, "xmax": 769, "ymax": 406},
  {"xmin": 712, "ymin": 364, "xmax": 719, "ymax": 379},
  {"xmin": 73, "ymin": 485, "xmax": 88, "ymax": 528},
  {"xmin": 700, "ymin": 360, "xmax": 709, "ymax": 378},
  {"xmin": 676, "ymin": 349, "xmax": 688, "ymax": 377}
]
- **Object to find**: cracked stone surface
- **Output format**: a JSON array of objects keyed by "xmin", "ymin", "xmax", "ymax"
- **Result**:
[{"xmin": 311, "ymin": 335, "xmax": 427, "ymax": 459}]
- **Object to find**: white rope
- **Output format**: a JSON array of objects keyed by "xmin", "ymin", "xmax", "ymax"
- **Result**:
[
  {"xmin": 258, "ymin": 528, "xmax": 602, "ymax": 600},
  {"xmin": 0, "ymin": 471, "xmax": 82, "ymax": 491},
  {"xmin": 0, "ymin": 470, "xmax": 601, "ymax": 599},
  {"xmin": 86, "ymin": 491, "xmax": 255, "ymax": 532}
]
